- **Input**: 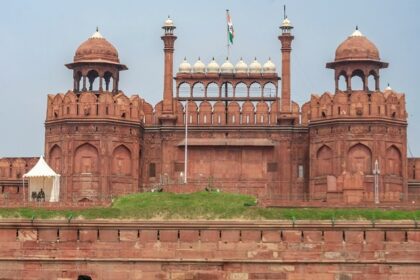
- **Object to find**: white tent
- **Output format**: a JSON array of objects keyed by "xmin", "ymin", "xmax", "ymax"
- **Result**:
[{"xmin": 23, "ymin": 156, "xmax": 61, "ymax": 202}]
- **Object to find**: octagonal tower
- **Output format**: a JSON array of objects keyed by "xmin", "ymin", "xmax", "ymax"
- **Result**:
[{"xmin": 304, "ymin": 28, "xmax": 407, "ymax": 203}]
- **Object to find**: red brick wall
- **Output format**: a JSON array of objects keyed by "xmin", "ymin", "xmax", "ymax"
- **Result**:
[{"xmin": 0, "ymin": 220, "xmax": 418, "ymax": 279}]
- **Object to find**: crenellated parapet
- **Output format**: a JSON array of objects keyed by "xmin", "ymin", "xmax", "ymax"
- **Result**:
[
  {"xmin": 0, "ymin": 157, "xmax": 37, "ymax": 179},
  {"xmin": 150, "ymin": 99, "xmax": 300, "ymax": 126},
  {"xmin": 301, "ymin": 89, "xmax": 406, "ymax": 125},
  {"xmin": 46, "ymin": 90, "xmax": 148, "ymax": 124}
]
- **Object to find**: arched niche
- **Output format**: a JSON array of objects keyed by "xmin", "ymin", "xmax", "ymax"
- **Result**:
[
  {"xmin": 49, "ymin": 145, "xmax": 62, "ymax": 173},
  {"xmin": 74, "ymin": 143, "xmax": 99, "ymax": 174},
  {"xmin": 316, "ymin": 145, "xmax": 333, "ymax": 176},
  {"xmin": 112, "ymin": 145, "xmax": 132, "ymax": 175},
  {"xmin": 103, "ymin": 71, "xmax": 113, "ymax": 92},
  {"xmin": 348, "ymin": 143, "xmax": 372, "ymax": 174},
  {"xmin": 385, "ymin": 145, "xmax": 402, "ymax": 176}
]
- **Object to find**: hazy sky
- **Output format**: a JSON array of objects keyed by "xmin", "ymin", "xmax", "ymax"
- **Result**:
[{"xmin": 0, "ymin": 0, "xmax": 419, "ymax": 156}]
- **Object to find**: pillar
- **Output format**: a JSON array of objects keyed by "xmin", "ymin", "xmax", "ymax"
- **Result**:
[
  {"xmin": 279, "ymin": 33, "xmax": 294, "ymax": 112},
  {"xmin": 161, "ymin": 33, "xmax": 177, "ymax": 114}
]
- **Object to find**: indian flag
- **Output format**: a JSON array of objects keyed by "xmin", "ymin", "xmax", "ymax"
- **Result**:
[{"xmin": 227, "ymin": 10, "xmax": 234, "ymax": 44}]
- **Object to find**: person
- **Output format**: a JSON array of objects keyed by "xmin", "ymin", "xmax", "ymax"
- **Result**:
[{"xmin": 39, "ymin": 188, "xmax": 45, "ymax": 202}]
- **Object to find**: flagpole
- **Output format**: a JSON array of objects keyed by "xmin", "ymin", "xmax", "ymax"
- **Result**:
[
  {"xmin": 226, "ymin": 9, "xmax": 230, "ymax": 59},
  {"xmin": 184, "ymin": 100, "xmax": 188, "ymax": 184}
]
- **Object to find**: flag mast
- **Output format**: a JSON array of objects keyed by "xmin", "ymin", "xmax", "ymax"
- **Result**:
[{"xmin": 226, "ymin": 9, "xmax": 230, "ymax": 59}]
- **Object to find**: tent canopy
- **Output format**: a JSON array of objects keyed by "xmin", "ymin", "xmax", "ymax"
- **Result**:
[
  {"xmin": 23, "ymin": 156, "xmax": 59, "ymax": 178},
  {"xmin": 23, "ymin": 156, "xmax": 61, "ymax": 202}
]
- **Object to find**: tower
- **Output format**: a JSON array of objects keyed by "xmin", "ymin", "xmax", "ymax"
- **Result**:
[
  {"xmin": 306, "ymin": 28, "xmax": 407, "ymax": 203},
  {"xmin": 278, "ymin": 16, "xmax": 295, "ymax": 124},
  {"xmin": 159, "ymin": 16, "xmax": 178, "ymax": 125},
  {"xmin": 45, "ymin": 29, "xmax": 141, "ymax": 202}
]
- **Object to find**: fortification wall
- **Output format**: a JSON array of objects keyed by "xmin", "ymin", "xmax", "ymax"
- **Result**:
[{"xmin": 0, "ymin": 220, "xmax": 418, "ymax": 279}]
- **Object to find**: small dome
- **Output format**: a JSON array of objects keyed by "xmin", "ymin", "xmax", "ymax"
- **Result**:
[
  {"xmin": 207, "ymin": 58, "xmax": 220, "ymax": 73},
  {"xmin": 193, "ymin": 58, "xmax": 206, "ymax": 73},
  {"xmin": 235, "ymin": 58, "xmax": 248, "ymax": 73},
  {"xmin": 335, "ymin": 28, "xmax": 380, "ymax": 62},
  {"xmin": 263, "ymin": 58, "xmax": 276, "ymax": 73},
  {"xmin": 249, "ymin": 58, "xmax": 262, "ymax": 73},
  {"xmin": 178, "ymin": 57, "xmax": 191, "ymax": 73},
  {"xmin": 164, "ymin": 16, "xmax": 174, "ymax": 27},
  {"xmin": 74, "ymin": 29, "xmax": 120, "ymax": 64},
  {"xmin": 281, "ymin": 17, "xmax": 292, "ymax": 28},
  {"xmin": 220, "ymin": 58, "xmax": 234, "ymax": 74}
]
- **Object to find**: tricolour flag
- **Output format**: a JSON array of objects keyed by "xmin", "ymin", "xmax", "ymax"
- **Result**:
[{"xmin": 227, "ymin": 10, "xmax": 234, "ymax": 44}]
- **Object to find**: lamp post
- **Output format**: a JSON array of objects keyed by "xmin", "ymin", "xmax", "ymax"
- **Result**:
[{"xmin": 373, "ymin": 159, "xmax": 380, "ymax": 204}]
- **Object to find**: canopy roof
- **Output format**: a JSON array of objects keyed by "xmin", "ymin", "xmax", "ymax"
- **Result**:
[{"xmin": 23, "ymin": 156, "xmax": 60, "ymax": 178}]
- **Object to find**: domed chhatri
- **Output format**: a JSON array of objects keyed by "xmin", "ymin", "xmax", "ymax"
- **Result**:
[
  {"xmin": 178, "ymin": 57, "xmax": 191, "ymax": 73},
  {"xmin": 249, "ymin": 58, "xmax": 262, "ymax": 73},
  {"xmin": 326, "ymin": 27, "xmax": 388, "ymax": 92},
  {"xmin": 235, "ymin": 58, "xmax": 248, "ymax": 74},
  {"xmin": 207, "ymin": 58, "xmax": 220, "ymax": 74},
  {"xmin": 220, "ymin": 58, "xmax": 234, "ymax": 74},
  {"xmin": 66, "ymin": 28, "xmax": 127, "ymax": 93},
  {"xmin": 335, "ymin": 27, "xmax": 380, "ymax": 62},
  {"xmin": 193, "ymin": 57, "xmax": 206, "ymax": 73},
  {"xmin": 263, "ymin": 58, "xmax": 276, "ymax": 73},
  {"xmin": 74, "ymin": 29, "xmax": 120, "ymax": 64}
]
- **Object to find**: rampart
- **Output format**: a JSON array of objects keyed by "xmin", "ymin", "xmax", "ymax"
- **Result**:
[{"xmin": 0, "ymin": 220, "xmax": 418, "ymax": 279}]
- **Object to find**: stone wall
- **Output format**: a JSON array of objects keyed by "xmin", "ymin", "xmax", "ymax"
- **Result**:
[{"xmin": 0, "ymin": 220, "xmax": 418, "ymax": 279}]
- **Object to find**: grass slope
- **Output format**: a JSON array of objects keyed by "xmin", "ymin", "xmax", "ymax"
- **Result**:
[{"xmin": 0, "ymin": 192, "xmax": 418, "ymax": 220}]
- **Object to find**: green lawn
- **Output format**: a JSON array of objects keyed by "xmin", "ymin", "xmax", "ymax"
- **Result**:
[{"xmin": 0, "ymin": 192, "xmax": 418, "ymax": 220}]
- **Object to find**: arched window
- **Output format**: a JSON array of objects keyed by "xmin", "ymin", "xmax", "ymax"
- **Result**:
[
  {"xmin": 206, "ymin": 82, "xmax": 219, "ymax": 98},
  {"xmin": 178, "ymin": 83, "xmax": 191, "ymax": 98},
  {"xmin": 263, "ymin": 82, "xmax": 277, "ymax": 98},
  {"xmin": 386, "ymin": 146, "xmax": 402, "ymax": 176},
  {"xmin": 221, "ymin": 82, "xmax": 233, "ymax": 98},
  {"xmin": 103, "ymin": 71, "xmax": 113, "ymax": 92},
  {"xmin": 234, "ymin": 82, "xmax": 248, "ymax": 98},
  {"xmin": 112, "ymin": 145, "xmax": 132, "ymax": 175},
  {"xmin": 316, "ymin": 145, "xmax": 333, "ymax": 176},
  {"xmin": 192, "ymin": 82, "xmax": 205, "ymax": 98},
  {"xmin": 348, "ymin": 143, "xmax": 372, "ymax": 174},
  {"xmin": 249, "ymin": 82, "xmax": 262, "ymax": 98},
  {"xmin": 87, "ymin": 70, "xmax": 99, "ymax": 91},
  {"xmin": 74, "ymin": 143, "xmax": 99, "ymax": 174},
  {"xmin": 351, "ymin": 70, "xmax": 364, "ymax": 91},
  {"xmin": 338, "ymin": 73, "xmax": 347, "ymax": 91}
]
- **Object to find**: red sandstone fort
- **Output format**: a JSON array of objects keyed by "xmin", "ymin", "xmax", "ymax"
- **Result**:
[{"xmin": 0, "ymin": 16, "xmax": 419, "ymax": 206}]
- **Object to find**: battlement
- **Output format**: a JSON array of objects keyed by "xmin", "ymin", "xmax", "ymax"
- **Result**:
[
  {"xmin": 301, "ymin": 89, "xmax": 406, "ymax": 125},
  {"xmin": 46, "ymin": 91, "xmax": 148, "ymax": 123}
]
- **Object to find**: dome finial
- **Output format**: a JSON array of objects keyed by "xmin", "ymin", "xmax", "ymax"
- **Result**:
[
  {"xmin": 96, "ymin": 26, "xmax": 99, "ymax": 32},
  {"xmin": 356, "ymin": 25, "xmax": 358, "ymax": 31}
]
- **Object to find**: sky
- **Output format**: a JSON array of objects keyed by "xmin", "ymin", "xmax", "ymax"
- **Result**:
[{"xmin": 0, "ymin": 0, "xmax": 419, "ymax": 156}]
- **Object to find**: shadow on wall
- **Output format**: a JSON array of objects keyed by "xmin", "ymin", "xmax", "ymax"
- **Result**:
[{"xmin": 78, "ymin": 276, "xmax": 92, "ymax": 280}]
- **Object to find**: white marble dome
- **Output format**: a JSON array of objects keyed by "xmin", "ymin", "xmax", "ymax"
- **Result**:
[
  {"xmin": 220, "ymin": 58, "xmax": 234, "ymax": 74},
  {"xmin": 193, "ymin": 58, "xmax": 206, "ymax": 73},
  {"xmin": 207, "ymin": 58, "xmax": 220, "ymax": 74},
  {"xmin": 249, "ymin": 58, "xmax": 262, "ymax": 74},
  {"xmin": 235, "ymin": 58, "xmax": 248, "ymax": 74},
  {"xmin": 263, "ymin": 58, "xmax": 276, "ymax": 73},
  {"xmin": 178, "ymin": 57, "xmax": 191, "ymax": 73}
]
